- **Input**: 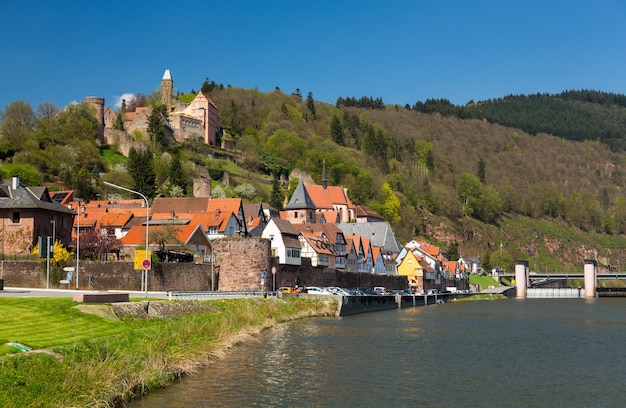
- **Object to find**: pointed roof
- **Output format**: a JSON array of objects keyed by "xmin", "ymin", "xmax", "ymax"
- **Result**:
[
  {"xmin": 121, "ymin": 223, "xmax": 207, "ymax": 247},
  {"xmin": 285, "ymin": 179, "xmax": 316, "ymax": 210},
  {"xmin": 190, "ymin": 211, "xmax": 236, "ymax": 234},
  {"xmin": 267, "ymin": 218, "xmax": 301, "ymax": 248},
  {"xmin": 162, "ymin": 69, "xmax": 172, "ymax": 80},
  {"xmin": 337, "ymin": 222, "xmax": 401, "ymax": 254},
  {"xmin": 305, "ymin": 184, "xmax": 355, "ymax": 210},
  {"xmin": 292, "ymin": 222, "xmax": 346, "ymax": 246}
]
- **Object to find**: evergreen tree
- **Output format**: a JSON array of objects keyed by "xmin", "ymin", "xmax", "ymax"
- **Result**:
[
  {"xmin": 447, "ymin": 242, "xmax": 459, "ymax": 261},
  {"xmin": 114, "ymin": 111, "xmax": 125, "ymax": 131},
  {"xmin": 270, "ymin": 175, "xmax": 284, "ymax": 210},
  {"xmin": 330, "ymin": 114, "xmax": 344, "ymax": 145},
  {"xmin": 306, "ymin": 92, "xmax": 316, "ymax": 119},
  {"xmin": 168, "ymin": 154, "xmax": 186, "ymax": 195},
  {"xmin": 127, "ymin": 147, "xmax": 156, "ymax": 199},
  {"xmin": 477, "ymin": 157, "xmax": 486, "ymax": 183},
  {"xmin": 147, "ymin": 106, "xmax": 169, "ymax": 149}
]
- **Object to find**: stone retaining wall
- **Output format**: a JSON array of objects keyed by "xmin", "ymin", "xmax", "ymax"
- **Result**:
[{"xmin": 0, "ymin": 237, "xmax": 408, "ymax": 292}]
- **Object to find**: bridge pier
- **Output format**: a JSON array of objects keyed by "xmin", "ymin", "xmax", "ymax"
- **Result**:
[
  {"xmin": 584, "ymin": 259, "xmax": 597, "ymax": 298},
  {"xmin": 515, "ymin": 260, "xmax": 529, "ymax": 298}
]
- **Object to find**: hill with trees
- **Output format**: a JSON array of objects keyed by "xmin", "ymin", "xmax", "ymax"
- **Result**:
[{"xmin": 2, "ymin": 85, "xmax": 626, "ymax": 273}]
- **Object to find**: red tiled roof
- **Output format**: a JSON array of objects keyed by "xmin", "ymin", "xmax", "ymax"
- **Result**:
[
  {"xmin": 151, "ymin": 197, "xmax": 211, "ymax": 215},
  {"xmin": 121, "ymin": 223, "xmax": 205, "ymax": 246},
  {"xmin": 207, "ymin": 198, "xmax": 242, "ymax": 214},
  {"xmin": 99, "ymin": 212, "xmax": 133, "ymax": 227},
  {"xmin": 304, "ymin": 184, "xmax": 355, "ymax": 210}
]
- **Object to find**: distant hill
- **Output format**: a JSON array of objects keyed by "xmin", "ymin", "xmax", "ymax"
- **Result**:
[
  {"xmin": 3, "ymin": 87, "xmax": 626, "ymax": 273},
  {"xmin": 410, "ymin": 90, "xmax": 626, "ymax": 151}
]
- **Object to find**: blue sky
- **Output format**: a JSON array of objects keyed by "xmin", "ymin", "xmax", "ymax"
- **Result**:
[{"xmin": 2, "ymin": 0, "xmax": 626, "ymax": 111}]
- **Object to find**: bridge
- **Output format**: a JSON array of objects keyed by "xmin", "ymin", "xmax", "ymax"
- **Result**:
[{"xmin": 510, "ymin": 259, "xmax": 619, "ymax": 299}]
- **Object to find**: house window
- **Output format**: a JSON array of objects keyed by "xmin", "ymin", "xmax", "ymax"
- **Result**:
[
  {"xmin": 209, "ymin": 227, "xmax": 217, "ymax": 234},
  {"xmin": 11, "ymin": 211, "xmax": 20, "ymax": 224}
]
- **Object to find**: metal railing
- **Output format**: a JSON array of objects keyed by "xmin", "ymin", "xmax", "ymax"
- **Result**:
[{"xmin": 167, "ymin": 290, "xmax": 277, "ymax": 301}]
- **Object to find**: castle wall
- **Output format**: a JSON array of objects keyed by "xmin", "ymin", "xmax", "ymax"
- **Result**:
[
  {"xmin": 84, "ymin": 96, "xmax": 105, "ymax": 142},
  {"xmin": 0, "ymin": 238, "xmax": 407, "ymax": 292}
]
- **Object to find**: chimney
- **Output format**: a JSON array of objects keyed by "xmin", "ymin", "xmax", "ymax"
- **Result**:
[{"xmin": 11, "ymin": 175, "xmax": 19, "ymax": 190}]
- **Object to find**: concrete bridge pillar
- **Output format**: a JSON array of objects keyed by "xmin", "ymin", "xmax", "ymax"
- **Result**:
[
  {"xmin": 515, "ymin": 260, "xmax": 529, "ymax": 299},
  {"xmin": 584, "ymin": 259, "xmax": 597, "ymax": 298}
]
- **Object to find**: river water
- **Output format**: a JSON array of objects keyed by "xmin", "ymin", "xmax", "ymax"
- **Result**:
[{"xmin": 127, "ymin": 298, "xmax": 626, "ymax": 407}]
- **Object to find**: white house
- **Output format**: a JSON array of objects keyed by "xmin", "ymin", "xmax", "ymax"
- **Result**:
[{"xmin": 262, "ymin": 218, "xmax": 301, "ymax": 266}]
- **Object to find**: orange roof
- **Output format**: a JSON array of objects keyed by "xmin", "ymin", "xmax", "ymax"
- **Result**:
[
  {"xmin": 99, "ymin": 212, "xmax": 133, "ymax": 227},
  {"xmin": 304, "ymin": 184, "xmax": 355, "ymax": 210},
  {"xmin": 207, "ymin": 198, "xmax": 242, "ymax": 214},
  {"xmin": 300, "ymin": 231, "xmax": 334, "ymax": 255},
  {"xmin": 190, "ymin": 211, "xmax": 235, "ymax": 233},
  {"xmin": 151, "ymin": 197, "xmax": 211, "ymax": 215},
  {"xmin": 372, "ymin": 246, "xmax": 381, "ymax": 261},
  {"xmin": 121, "ymin": 223, "xmax": 206, "ymax": 246},
  {"xmin": 422, "ymin": 246, "xmax": 440, "ymax": 256}
]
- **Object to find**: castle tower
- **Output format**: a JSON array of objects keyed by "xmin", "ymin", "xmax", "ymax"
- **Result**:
[
  {"xmin": 193, "ymin": 178, "xmax": 212, "ymax": 198},
  {"xmin": 84, "ymin": 96, "xmax": 105, "ymax": 142},
  {"xmin": 161, "ymin": 69, "xmax": 173, "ymax": 111}
]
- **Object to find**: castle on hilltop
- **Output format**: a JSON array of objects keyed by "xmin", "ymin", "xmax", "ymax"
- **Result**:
[{"xmin": 85, "ymin": 69, "xmax": 220, "ymax": 150}]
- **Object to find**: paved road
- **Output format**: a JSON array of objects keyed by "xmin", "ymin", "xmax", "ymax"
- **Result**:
[{"xmin": 0, "ymin": 287, "xmax": 169, "ymax": 299}]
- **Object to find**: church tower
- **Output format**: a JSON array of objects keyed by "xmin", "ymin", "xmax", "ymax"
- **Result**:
[{"xmin": 161, "ymin": 69, "xmax": 173, "ymax": 111}]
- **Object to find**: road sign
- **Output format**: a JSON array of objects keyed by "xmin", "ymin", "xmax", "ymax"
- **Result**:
[
  {"xmin": 271, "ymin": 266, "xmax": 277, "ymax": 275},
  {"xmin": 134, "ymin": 250, "xmax": 152, "ymax": 270}
]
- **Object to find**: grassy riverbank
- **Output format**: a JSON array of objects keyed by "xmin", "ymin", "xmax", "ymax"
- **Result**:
[{"xmin": 0, "ymin": 297, "xmax": 338, "ymax": 408}]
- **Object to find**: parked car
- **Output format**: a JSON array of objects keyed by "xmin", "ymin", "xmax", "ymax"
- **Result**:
[
  {"xmin": 373, "ymin": 286, "xmax": 388, "ymax": 295},
  {"xmin": 325, "ymin": 287, "xmax": 353, "ymax": 296},
  {"xmin": 356, "ymin": 287, "xmax": 378, "ymax": 296},
  {"xmin": 305, "ymin": 286, "xmax": 332, "ymax": 295}
]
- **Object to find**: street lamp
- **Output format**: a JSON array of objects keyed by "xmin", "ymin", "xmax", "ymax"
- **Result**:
[
  {"xmin": 75, "ymin": 198, "xmax": 83, "ymax": 290},
  {"xmin": 103, "ymin": 181, "xmax": 150, "ymax": 297}
]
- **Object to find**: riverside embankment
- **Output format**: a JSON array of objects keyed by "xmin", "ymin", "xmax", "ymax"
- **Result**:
[{"xmin": 0, "ymin": 297, "xmax": 338, "ymax": 408}]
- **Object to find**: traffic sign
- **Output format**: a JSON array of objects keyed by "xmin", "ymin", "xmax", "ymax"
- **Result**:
[{"xmin": 142, "ymin": 259, "xmax": 151, "ymax": 269}]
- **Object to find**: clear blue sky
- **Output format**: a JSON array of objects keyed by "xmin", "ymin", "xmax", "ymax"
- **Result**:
[{"xmin": 2, "ymin": 0, "xmax": 626, "ymax": 111}]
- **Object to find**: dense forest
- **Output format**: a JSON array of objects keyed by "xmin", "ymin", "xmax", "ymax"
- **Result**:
[{"xmin": 3, "ymin": 85, "xmax": 626, "ymax": 272}]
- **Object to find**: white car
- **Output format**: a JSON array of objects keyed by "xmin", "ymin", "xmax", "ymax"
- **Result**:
[
  {"xmin": 305, "ymin": 286, "xmax": 332, "ymax": 295},
  {"xmin": 325, "ymin": 287, "xmax": 352, "ymax": 296}
]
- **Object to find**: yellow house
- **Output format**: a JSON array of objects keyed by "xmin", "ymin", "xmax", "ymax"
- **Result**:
[{"xmin": 397, "ymin": 250, "xmax": 424, "ymax": 291}]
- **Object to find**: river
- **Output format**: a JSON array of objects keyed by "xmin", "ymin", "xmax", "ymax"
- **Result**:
[{"xmin": 127, "ymin": 297, "xmax": 626, "ymax": 407}]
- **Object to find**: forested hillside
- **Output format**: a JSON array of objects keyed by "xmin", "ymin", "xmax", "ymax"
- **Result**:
[
  {"xmin": 2, "ymin": 86, "xmax": 626, "ymax": 272},
  {"xmin": 410, "ymin": 90, "xmax": 626, "ymax": 151}
]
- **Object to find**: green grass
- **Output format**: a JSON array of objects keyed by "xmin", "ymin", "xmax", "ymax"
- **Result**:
[
  {"xmin": 0, "ymin": 297, "xmax": 337, "ymax": 407},
  {"xmin": 101, "ymin": 148, "xmax": 127, "ymax": 169},
  {"xmin": 469, "ymin": 274, "xmax": 500, "ymax": 290},
  {"xmin": 0, "ymin": 299, "xmax": 127, "ymax": 352}
]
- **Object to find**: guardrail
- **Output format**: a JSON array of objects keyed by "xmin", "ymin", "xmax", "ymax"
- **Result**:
[{"xmin": 167, "ymin": 290, "xmax": 277, "ymax": 301}]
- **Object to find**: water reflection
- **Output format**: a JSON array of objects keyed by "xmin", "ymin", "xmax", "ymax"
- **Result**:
[{"xmin": 128, "ymin": 299, "xmax": 626, "ymax": 408}]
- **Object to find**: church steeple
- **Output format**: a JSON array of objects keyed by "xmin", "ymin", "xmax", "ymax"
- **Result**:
[
  {"xmin": 161, "ymin": 69, "xmax": 173, "ymax": 111},
  {"xmin": 321, "ymin": 159, "xmax": 327, "ymax": 189}
]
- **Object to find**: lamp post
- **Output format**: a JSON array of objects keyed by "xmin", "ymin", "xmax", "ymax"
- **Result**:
[
  {"xmin": 75, "ymin": 198, "xmax": 83, "ymax": 290},
  {"xmin": 103, "ymin": 181, "xmax": 150, "ymax": 297}
]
